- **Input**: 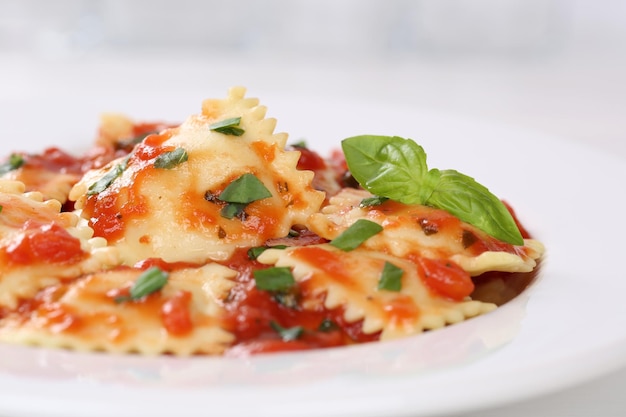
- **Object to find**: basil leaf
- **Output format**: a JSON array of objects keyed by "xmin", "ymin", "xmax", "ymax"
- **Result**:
[
  {"xmin": 318, "ymin": 318, "xmax": 338, "ymax": 332},
  {"xmin": 247, "ymin": 245, "xmax": 287, "ymax": 260},
  {"xmin": 360, "ymin": 196, "xmax": 389, "ymax": 207},
  {"xmin": 330, "ymin": 219, "xmax": 383, "ymax": 251},
  {"xmin": 154, "ymin": 147, "xmax": 188, "ymax": 169},
  {"xmin": 220, "ymin": 202, "xmax": 246, "ymax": 219},
  {"xmin": 341, "ymin": 135, "xmax": 524, "ymax": 245},
  {"xmin": 0, "ymin": 153, "xmax": 25, "ymax": 175},
  {"xmin": 219, "ymin": 173, "xmax": 272, "ymax": 204},
  {"xmin": 342, "ymin": 135, "xmax": 430, "ymax": 203},
  {"xmin": 377, "ymin": 261, "xmax": 403, "ymax": 291},
  {"xmin": 115, "ymin": 267, "xmax": 169, "ymax": 303},
  {"xmin": 87, "ymin": 160, "xmax": 126, "ymax": 195},
  {"xmin": 209, "ymin": 117, "xmax": 245, "ymax": 136},
  {"xmin": 426, "ymin": 169, "xmax": 524, "ymax": 245},
  {"xmin": 270, "ymin": 321, "xmax": 304, "ymax": 342},
  {"xmin": 0, "ymin": 205, "xmax": 3, "ymax": 213},
  {"xmin": 253, "ymin": 267, "xmax": 295, "ymax": 291}
]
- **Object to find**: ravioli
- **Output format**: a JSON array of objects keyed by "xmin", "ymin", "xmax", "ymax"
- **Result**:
[
  {"xmin": 258, "ymin": 245, "xmax": 496, "ymax": 340},
  {"xmin": 0, "ymin": 180, "xmax": 118, "ymax": 309},
  {"xmin": 0, "ymin": 264, "xmax": 236, "ymax": 355},
  {"xmin": 0, "ymin": 88, "xmax": 544, "ymax": 356},
  {"xmin": 307, "ymin": 188, "xmax": 544, "ymax": 275},
  {"xmin": 70, "ymin": 87, "xmax": 325, "ymax": 265}
]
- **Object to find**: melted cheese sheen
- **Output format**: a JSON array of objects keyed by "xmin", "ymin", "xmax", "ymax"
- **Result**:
[{"xmin": 71, "ymin": 87, "xmax": 324, "ymax": 265}]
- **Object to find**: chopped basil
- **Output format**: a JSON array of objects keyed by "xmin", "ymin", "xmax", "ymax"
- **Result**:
[
  {"xmin": 0, "ymin": 153, "xmax": 25, "ymax": 175},
  {"xmin": 253, "ymin": 267, "xmax": 295, "ymax": 291},
  {"xmin": 270, "ymin": 321, "xmax": 304, "ymax": 342},
  {"xmin": 115, "ymin": 267, "xmax": 169, "ymax": 303},
  {"xmin": 0, "ymin": 205, "xmax": 3, "ymax": 213},
  {"xmin": 272, "ymin": 291, "xmax": 299, "ymax": 309},
  {"xmin": 209, "ymin": 117, "xmax": 245, "ymax": 136},
  {"xmin": 318, "ymin": 318, "xmax": 339, "ymax": 332},
  {"xmin": 291, "ymin": 140, "xmax": 308, "ymax": 148},
  {"xmin": 360, "ymin": 196, "xmax": 389, "ymax": 207},
  {"xmin": 220, "ymin": 202, "xmax": 247, "ymax": 220},
  {"xmin": 377, "ymin": 261, "xmax": 403, "ymax": 292},
  {"xmin": 247, "ymin": 245, "xmax": 287, "ymax": 260},
  {"xmin": 330, "ymin": 219, "xmax": 383, "ymax": 251},
  {"xmin": 87, "ymin": 158, "xmax": 128, "ymax": 195},
  {"xmin": 154, "ymin": 147, "xmax": 188, "ymax": 169},
  {"xmin": 219, "ymin": 173, "xmax": 272, "ymax": 204}
]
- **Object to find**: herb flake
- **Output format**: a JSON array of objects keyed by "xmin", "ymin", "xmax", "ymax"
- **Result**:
[
  {"xmin": 0, "ymin": 153, "xmax": 25, "ymax": 175},
  {"xmin": 115, "ymin": 267, "xmax": 169, "ymax": 303},
  {"xmin": 270, "ymin": 321, "xmax": 304, "ymax": 342},
  {"xmin": 154, "ymin": 147, "xmax": 188, "ymax": 169},
  {"xmin": 253, "ymin": 267, "xmax": 295, "ymax": 291},
  {"xmin": 209, "ymin": 117, "xmax": 245, "ymax": 136},
  {"xmin": 330, "ymin": 219, "xmax": 383, "ymax": 251},
  {"xmin": 377, "ymin": 261, "xmax": 403, "ymax": 292}
]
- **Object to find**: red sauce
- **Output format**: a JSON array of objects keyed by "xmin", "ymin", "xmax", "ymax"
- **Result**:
[
  {"xmin": 413, "ymin": 256, "xmax": 474, "ymax": 301},
  {"xmin": 5, "ymin": 221, "xmax": 85, "ymax": 265},
  {"xmin": 295, "ymin": 146, "xmax": 327, "ymax": 171},
  {"xmin": 161, "ymin": 290, "xmax": 193, "ymax": 336}
]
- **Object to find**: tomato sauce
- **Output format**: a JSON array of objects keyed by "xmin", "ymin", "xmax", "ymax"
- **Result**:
[{"xmin": 5, "ymin": 221, "xmax": 85, "ymax": 265}]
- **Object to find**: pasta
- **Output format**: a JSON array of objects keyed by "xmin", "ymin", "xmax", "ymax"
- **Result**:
[{"xmin": 0, "ymin": 87, "xmax": 544, "ymax": 356}]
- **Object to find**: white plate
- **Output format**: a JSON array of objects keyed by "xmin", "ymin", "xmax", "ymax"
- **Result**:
[{"xmin": 1, "ymin": 93, "xmax": 625, "ymax": 417}]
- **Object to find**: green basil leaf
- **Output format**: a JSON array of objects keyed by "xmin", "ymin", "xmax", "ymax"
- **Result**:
[
  {"xmin": 360, "ymin": 196, "xmax": 389, "ymax": 207},
  {"xmin": 115, "ymin": 267, "xmax": 169, "ymax": 303},
  {"xmin": 342, "ymin": 135, "xmax": 430, "ymax": 203},
  {"xmin": 219, "ymin": 173, "xmax": 272, "ymax": 204},
  {"xmin": 87, "ymin": 160, "xmax": 126, "ymax": 195},
  {"xmin": 220, "ymin": 202, "xmax": 246, "ymax": 219},
  {"xmin": 209, "ymin": 117, "xmax": 245, "ymax": 136},
  {"xmin": 270, "ymin": 321, "xmax": 304, "ymax": 342},
  {"xmin": 330, "ymin": 219, "xmax": 383, "ymax": 251},
  {"xmin": 0, "ymin": 205, "xmax": 3, "ymax": 213},
  {"xmin": 425, "ymin": 169, "xmax": 524, "ymax": 245},
  {"xmin": 154, "ymin": 147, "xmax": 188, "ymax": 169},
  {"xmin": 318, "ymin": 318, "xmax": 339, "ymax": 332},
  {"xmin": 0, "ymin": 153, "xmax": 25, "ymax": 175},
  {"xmin": 341, "ymin": 135, "xmax": 524, "ymax": 245},
  {"xmin": 247, "ymin": 245, "xmax": 287, "ymax": 260},
  {"xmin": 253, "ymin": 267, "xmax": 295, "ymax": 291},
  {"xmin": 377, "ymin": 261, "xmax": 403, "ymax": 291}
]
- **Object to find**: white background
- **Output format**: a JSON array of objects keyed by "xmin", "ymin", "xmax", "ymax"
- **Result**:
[{"xmin": 1, "ymin": 1, "xmax": 625, "ymax": 416}]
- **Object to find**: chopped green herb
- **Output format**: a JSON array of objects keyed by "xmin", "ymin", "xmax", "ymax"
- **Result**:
[
  {"xmin": 87, "ymin": 159, "xmax": 128, "ymax": 195},
  {"xmin": 219, "ymin": 173, "xmax": 272, "ymax": 204},
  {"xmin": 377, "ymin": 261, "xmax": 403, "ymax": 291},
  {"xmin": 209, "ymin": 117, "xmax": 245, "ymax": 136},
  {"xmin": 0, "ymin": 205, "xmax": 3, "ymax": 213},
  {"xmin": 220, "ymin": 202, "xmax": 246, "ymax": 220},
  {"xmin": 272, "ymin": 291, "xmax": 299, "ymax": 309},
  {"xmin": 247, "ymin": 245, "xmax": 287, "ymax": 260},
  {"xmin": 318, "ymin": 318, "xmax": 339, "ymax": 332},
  {"xmin": 291, "ymin": 140, "xmax": 308, "ymax": 148},
  {"xmin": 270, "ymin": 321, "xmax": 304, "ymax": 342},
  {"xmin": 0, "ymin": 153, "xmax": 25, "ymax": 175},
  {"xmin": 330, "ymin": 219, "xmax": 383, "ymax": 251},
  {"xmin": 115, "ymin": 267, "xmax": 169, "ymax": 303},
  {"xmin": 341, "ymin": 135, "xmax": 524, "ymax": 245},
  {"xmin": 154, "ymin": 147, "xmax": 188, "ymax": 169},
  {"xmin": 253, "ymin": 267, "xmax": 295, "ymax": 291},
  {"xmin": 360, "ymin": 196, "xmax": 389, "ymax": 207}
]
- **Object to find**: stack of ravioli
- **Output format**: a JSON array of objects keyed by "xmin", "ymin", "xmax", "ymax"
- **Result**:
[{"xmin": 0, "ymin": 87, "xmax": 543, "ymax": 355}]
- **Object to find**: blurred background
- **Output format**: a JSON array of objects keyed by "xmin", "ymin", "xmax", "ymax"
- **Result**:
[{"xmin": 0, "ymin": 0, "xmax": 624, "ymax": 151}]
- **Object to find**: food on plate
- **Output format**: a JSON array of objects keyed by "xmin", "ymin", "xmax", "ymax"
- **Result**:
[{"xmin": 0, "ymin": 87, "xmax": 544, "ymax": 355}]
